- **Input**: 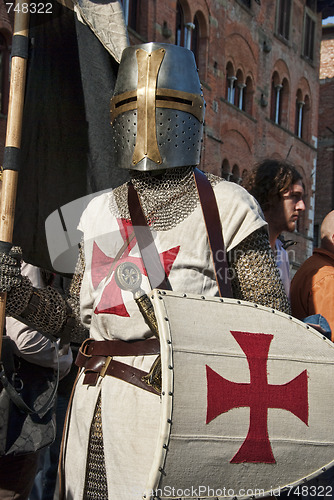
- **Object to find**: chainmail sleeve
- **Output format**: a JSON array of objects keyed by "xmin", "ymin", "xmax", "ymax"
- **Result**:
[
  {"xmin": 65, "ymin": 241, "xmax": 89, "ymax": 344},
  {"xmin": 5, "ymin": 243, "xmax": 88, "ymax": 343},
  {"xmin": 228, "ymin": 227, "xmax": 291, "ymax": 314}
]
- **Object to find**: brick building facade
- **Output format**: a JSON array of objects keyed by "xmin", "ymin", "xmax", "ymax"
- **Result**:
[
  {"xmin": 315, "ymin": 23, "xmax": 334, "ymax": 243},
  {"xmin": 125, "ymin": 0, "xmax": 334, "ymax": 271},
  {"xmin": 1, "ymin": 0, "xmax": 334, "ymax": 271}
]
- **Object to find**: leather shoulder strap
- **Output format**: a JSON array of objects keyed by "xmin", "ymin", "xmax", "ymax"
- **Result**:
[
  {"xmin": 193, "ymin": 168, "xmax": 232, "ymax": 298},
  {"xmin": 128, "ymin": 183, "xmax": 171, "ymax": 290},
  {"xmin": 128, "ymin": 171, "xmax": 233, "ymax": 298}
]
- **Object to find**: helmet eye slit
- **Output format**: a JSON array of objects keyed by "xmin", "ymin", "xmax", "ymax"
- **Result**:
[
  {"xmin": 156, "ymin": 95, "xmax": 193, "ymax": 106},
  {"xmin": 116, "ymin": 96, "xmax": 137, "ymax": 108}
]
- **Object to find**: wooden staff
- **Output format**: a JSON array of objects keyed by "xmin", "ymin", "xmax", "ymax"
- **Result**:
[{"xmin": 0, "ymin": 0, "xmax": 30, "ymax": 357}]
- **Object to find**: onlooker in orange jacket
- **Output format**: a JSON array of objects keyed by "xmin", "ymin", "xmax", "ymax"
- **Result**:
[{"xmin": 291, "ymin": 210, "xmax": 334, "ymax": 340}]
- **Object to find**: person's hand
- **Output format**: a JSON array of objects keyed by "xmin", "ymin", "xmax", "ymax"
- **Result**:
[{"xmin": 0, "ymin": 245, "xmax": 22, "ymax": 292}]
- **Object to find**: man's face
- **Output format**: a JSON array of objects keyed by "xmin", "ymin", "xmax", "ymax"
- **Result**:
[{"xmin": 277, "ymin": 180, "xmax": 305, "ymax": 233}]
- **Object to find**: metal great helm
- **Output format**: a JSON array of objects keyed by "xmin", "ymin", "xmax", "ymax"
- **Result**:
[{"xmin": 110, "ymin": 42, "xmax": 205, "ymax": 171}]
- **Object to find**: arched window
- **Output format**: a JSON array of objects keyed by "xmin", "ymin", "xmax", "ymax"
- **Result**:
[
  {"xmin": 270, "ymin": 73, "xmax": 283, "ymax": 124},
  {"xmin": 0, "ymin": 33, "xmax": 9, "ymax": 115},
  {"xmin": 244, "ymin": 76, "xmax": 253, "ymax": 115},
  {"xmin": 270, "ymin": 73, "xmax": 288, "ymax": 126},
  {"xmin": 121, "ymin": 0, "xmax": 140, "ymax": 31},
  {"xmin": 232, "ymin": 164, "xmax": 241, "ymax": 184},
  {"xmin": 303, "ymin": 6, "xmax": 316, "ymax": 62},
  {"xmin": 302, "ymin": 95, "xmax": 311, "ymax": 142},
  {"xmin": 190, "ymin": 11, "xmax": 207, "ymax": 81},
  {"xmin": 295, "ymin": 89, "xmax": 304, "ymax": 138},
  {"xmin": 235, "ymin": 69, "xmax": 245, "ymax": 111},
  {"xmin": 295, "ymin": 90, "xmax": 311, "ymax": 141},
  {"xmin": 221, "ymin": 159, "xmax": 231, "ymax": 181},
  {"xmin": 191, "ymin": 14, "xmax": 200, "ymax": 65},
  {"xmin": 280, "ymin": 78, "xmax": 289, "ymax": 127},
  {"xmin": 226, "ymin": 62, "xmax": 236, "ymax": 105},
  {"xmin": 276, "ymin": 0, "xmax": 292, "ymax": 41},
  {"xmin": 175, "ymin": 1, "xmax": 185, "ymax": 47}
]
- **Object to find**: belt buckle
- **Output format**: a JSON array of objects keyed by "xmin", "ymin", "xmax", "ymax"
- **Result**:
[
  {"xmin": 100, "ymin": 356, "xmax": 112, "ymax": 378},
  {"xmin": 142, "ymin": 355, "xmax": 161, "ymax": 394}
]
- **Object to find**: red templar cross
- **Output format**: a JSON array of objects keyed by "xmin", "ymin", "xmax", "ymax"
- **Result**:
[
  {"xmin": 91, "ymin": 218, "xmax": 179, "ymax": 317},
  {"xmin": 206, "ymin": 331, "xmax": 308, "ymax": 464}
]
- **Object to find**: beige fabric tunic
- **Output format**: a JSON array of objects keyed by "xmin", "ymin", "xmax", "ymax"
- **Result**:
[{"xmin": 63, "ymin": 180, "xmax": 267, "ymax": 499}]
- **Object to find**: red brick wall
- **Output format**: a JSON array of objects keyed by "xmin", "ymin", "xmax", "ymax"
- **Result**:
[
  {"xmin": 320, "ymin": 27, "xmax": 334, "ymax": 79},
  {"xmin": 315, "ymin": 25, "xmax": 334, "ymax": 239},
  {"xmin": 140, "ymin": 0, "xmax": 321, "ymax": 269}
]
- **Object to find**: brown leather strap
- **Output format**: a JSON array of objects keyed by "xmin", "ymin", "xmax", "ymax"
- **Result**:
[
  {"xmin": 77, "ymin": 337, "xmax": 160, "ymax": 359},
  {"xmin": 128, "ymin": 183, "xmax": 171, "ymax": 290},
  {"xmin": 105, "ymin": 232, "xmax": 135, "ymax": 282},
  {"xmin": 193, "ymin": 168, "xmax": 232, "ymax": 298},
  {"xmin": 75, "ymin": 338, "xmax": 160, "ymax": 395},
  {"xmin": 79, "ymin": 357, "xmax": 159, "ymax": 395}
]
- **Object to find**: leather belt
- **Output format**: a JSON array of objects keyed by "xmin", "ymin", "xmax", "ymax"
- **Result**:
[{"xmin": 75, "ymin": 338, "xmax": 160, "ymax": 395}]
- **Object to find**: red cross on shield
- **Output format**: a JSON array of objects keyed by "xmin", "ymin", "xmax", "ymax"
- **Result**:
[{"xmin": 206, "ymin": 330, "xmax": 309, "ymax": 463}]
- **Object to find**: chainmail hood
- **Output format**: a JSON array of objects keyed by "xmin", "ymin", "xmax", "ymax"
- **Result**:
[{"xmin": 110, "ymin": 167, "xmax": 222, "ymax": 231}]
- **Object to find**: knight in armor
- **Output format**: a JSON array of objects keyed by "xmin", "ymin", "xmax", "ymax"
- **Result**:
[{"xmin": 0, "ymin": 43, "xmax": 290, "ymax": 499}]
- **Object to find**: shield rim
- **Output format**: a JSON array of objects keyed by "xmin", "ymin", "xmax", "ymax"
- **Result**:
[{"xmin": 145, "ymin": 289, "xmax": 334, "ymax": 500}]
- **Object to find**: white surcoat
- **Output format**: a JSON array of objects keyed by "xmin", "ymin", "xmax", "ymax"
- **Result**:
[{"xmin": 63, "ymin": 180, "xmax": 266, "ymax": 499}]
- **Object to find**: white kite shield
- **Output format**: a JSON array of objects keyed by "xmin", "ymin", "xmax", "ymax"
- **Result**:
[{"xmin": 145, "ymin": 290, "xmax": 334, "ymax": 500}]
